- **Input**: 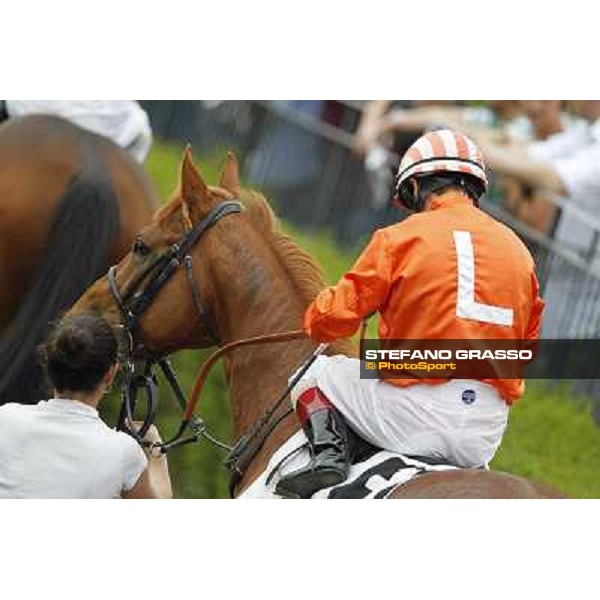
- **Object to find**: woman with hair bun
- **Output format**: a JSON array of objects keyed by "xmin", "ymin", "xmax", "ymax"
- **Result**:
[{"xmin": 0, "ymin": 313, "xmax": 172, "ymax": 499}]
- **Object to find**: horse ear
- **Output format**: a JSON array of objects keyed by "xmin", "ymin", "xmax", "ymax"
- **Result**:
[
  {"xmin": 219, "ymin": 151, "xmax": 241, "ymax": 196},
  {"xmin": 180, "ymin": 145, "xmax": 209, "ymax": 204}
]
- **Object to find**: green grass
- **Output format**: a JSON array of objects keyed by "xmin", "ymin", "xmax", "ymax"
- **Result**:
[
  {"xmin": 118, "ymin": 139, "xmax": 600, "ymax": 498},
  {"xmin": 492, "ymin": 383, "xmax": 600, "ymax": 498}
]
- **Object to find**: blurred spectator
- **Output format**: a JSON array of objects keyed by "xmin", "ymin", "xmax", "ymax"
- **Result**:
[
  {"xmin": 354, "ymin": 101, "xmax": 457, "ymax": 209},
  {"xmin": 461, "ymin": 100, "xmax": 532, "ymax": 142},
  {"xmin": 353, "ymin": 100, "xmax": 395, "ymax": 158},
  {"xmin": 245, "ymin": 101, "xmax": 326, "ymax": 227},
  {"xmin": 353, "ymin": 100, "xmax": 461, "ymax": 158},
  {"xmin": 497, "ymin": 101, "xmax": 587, "ymax": 234},
  {"xmin": 523, "ymin": 100, "xmax": 567, "ymax": 140},
  {"xmin": 2, "ymin": 100, "xmax": 153, "ymax": 163},
  {"xmin": 355, "ymin": 101, "xmax": 530, "ymax": 153},
  {"xmin": 353, "ymin": 101, "xmax": 397, "ymax": 210}
]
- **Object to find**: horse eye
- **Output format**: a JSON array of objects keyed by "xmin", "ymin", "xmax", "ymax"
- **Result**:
[{"xmin": 132, "ymin": 238, "xmax": 150, "ymax": 257}]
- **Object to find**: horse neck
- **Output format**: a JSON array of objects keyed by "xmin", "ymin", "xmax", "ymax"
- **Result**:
[
  {"xmin": 208, "ymin": 219, "xmax": 332, "ymax": 492},
  {"xmin": 213, "ymin": 228, "xmax": 314, "ymax": 426}
]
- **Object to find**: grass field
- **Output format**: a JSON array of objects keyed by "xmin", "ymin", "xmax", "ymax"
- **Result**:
[{"xmin": 116, "ymin": 139, "xmax": 600, "ymax": 498}]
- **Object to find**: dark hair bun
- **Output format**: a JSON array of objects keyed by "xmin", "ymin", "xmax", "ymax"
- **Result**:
[
  {"xmin": 53, "ymin": 325, "xmax": 93, "ymax": 369},
  {"xmin": 41, "ymin": 313, "xmax": 118, "ymax": 393}
]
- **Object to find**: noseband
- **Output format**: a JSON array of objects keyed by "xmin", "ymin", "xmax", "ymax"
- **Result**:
[{"xmin": 107, "ymin": 200, "xmax": 242, "ymax": 442}]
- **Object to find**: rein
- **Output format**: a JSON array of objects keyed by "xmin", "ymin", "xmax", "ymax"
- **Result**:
[{"xmin": 154, "ymin": 329, "xmax": 310, "ymax": 453}]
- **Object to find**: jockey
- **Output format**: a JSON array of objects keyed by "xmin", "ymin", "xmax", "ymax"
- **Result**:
[{"xmin": 275, "ymin": 129, "xmax": 545, "ymax": 499}]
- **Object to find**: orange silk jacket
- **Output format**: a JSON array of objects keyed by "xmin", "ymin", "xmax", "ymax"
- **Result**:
[{"xmin": 304, "ymin": 192, "xmax": 545, "ymax": 403}]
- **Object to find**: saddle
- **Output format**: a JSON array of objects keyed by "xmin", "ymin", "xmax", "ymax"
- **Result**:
[
  {"xmin": 324, "ymin": 427, "xmax": 458, "ymax": 498},
  {"xmin": 246, "ymin": 425, "xmax": 458, "ymax": 499}
]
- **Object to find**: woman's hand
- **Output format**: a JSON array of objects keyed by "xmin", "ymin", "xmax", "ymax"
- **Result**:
[
  {"xmin": 126, "ymin": 422, "xmax": 173, "ymax": 499},
  {"xmin": 131, "ymin": 421, "xmax": 163, "ymax": 444}
]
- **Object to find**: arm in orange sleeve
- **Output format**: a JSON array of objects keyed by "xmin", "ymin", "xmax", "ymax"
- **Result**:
[{"xmin": 304, "ymin": 230, "xmax": 392, "ymax": 342}]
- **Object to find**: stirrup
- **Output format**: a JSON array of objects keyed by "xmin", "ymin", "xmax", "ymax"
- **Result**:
[{"xmin": 276, "ymin": 463, "xmax": 348, "ymax": 499}]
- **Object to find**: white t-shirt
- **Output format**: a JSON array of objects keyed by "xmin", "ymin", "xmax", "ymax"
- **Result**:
[
  {"xmin": 528, "ymin": 118, "xmax": 591, "ymax": 162},
  {"xmin": 0, "ymin": 399, "xmax": 148, "ymax": 499},
  {"xmin": 5, "ymin": 100, "xmax": 152, "ymax": 162},
  {"xmin": 528, "ymin": 119, "xmax": 600, "ymax": 262}
]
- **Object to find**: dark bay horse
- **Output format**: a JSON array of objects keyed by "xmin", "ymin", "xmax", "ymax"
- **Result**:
[
  {"xmin": 70, "ymin": 148, "xmax": 563, "ymax": 498},
  {"xmin": 0, "ymin": 115, "xmax": 157, "ymax": 404}
]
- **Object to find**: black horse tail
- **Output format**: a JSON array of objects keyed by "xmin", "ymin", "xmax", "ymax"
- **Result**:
[{"xmin": 0, "ymin": 161, "xmax": 120, "ymax": 405}]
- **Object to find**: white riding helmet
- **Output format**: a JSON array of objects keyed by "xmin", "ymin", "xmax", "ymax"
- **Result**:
[{"xmin": 394, "ymin": 129, "xmax": 488, "ymax": 210}]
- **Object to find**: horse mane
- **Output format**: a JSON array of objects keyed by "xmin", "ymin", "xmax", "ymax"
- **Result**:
[{"xmin": 238, "ymin": 189, "xmax": 356, "ymax": 356}]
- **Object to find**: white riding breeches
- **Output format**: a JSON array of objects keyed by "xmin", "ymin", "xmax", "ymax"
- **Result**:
[
  {"xmin": 291, "ymin": 355, "xmax": 509, "ymax": 468},
  {"xmin": 6, "ymin": 100, "xmax": 153, "ymax": 163}
]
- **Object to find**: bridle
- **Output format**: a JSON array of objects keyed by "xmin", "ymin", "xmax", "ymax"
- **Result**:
[
  {"xmin": 105, "ymin": 197, "xmax": 329, "ymax": 495},
  {"xmin": 109, "ymin": 200, "xmax": 242, "ymax": 347},
  {"xmin": 107, "ymin": 199, "xmax": 242, "ymax": 446}
]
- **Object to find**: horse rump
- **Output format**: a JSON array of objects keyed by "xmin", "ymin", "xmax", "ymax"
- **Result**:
[{"xmin": 0, "ymin": 171, "xmax": 120, "ymax": 405}]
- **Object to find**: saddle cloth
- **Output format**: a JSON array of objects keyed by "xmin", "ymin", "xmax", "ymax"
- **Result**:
[{"xmin": 238, "ymin": 430, "xmax": 458, "ymax": 499}]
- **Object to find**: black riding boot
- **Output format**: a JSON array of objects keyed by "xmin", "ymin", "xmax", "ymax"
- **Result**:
[{"xmin": 275, "ymin": 387, "xmax": 350, "ymax": 498}]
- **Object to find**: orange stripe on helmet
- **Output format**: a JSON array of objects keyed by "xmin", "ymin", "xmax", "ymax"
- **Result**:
[
  {"xmin": 405, "ymin": 146, "xmax": 423, "ymax": 165},
  {"xmin": 427, "ymin": 131, "xmax": 446, "ymax": 158},
  {"xmin": 454, "ymin": 132, "xmax": 470, "ymax": 160}
]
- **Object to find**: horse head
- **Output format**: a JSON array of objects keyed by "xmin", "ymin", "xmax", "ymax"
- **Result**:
[{"xmin": 71, "ymin": 147, "xmax": 243, "ymax": 358}]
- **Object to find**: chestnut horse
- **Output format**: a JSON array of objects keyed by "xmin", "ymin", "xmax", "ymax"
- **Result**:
[
  {"xmin": 0, "ymin": 115, "xmax": 157, "ymax": 405},
  {"xmin": 71, "ymin": 149, "xmax": 563, "ymax": 498}
]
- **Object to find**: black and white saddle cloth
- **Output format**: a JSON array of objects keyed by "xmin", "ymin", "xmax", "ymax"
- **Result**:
[{"xmin": 238, "ymin": 430, "xmax": 458, "ymax": 499}]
